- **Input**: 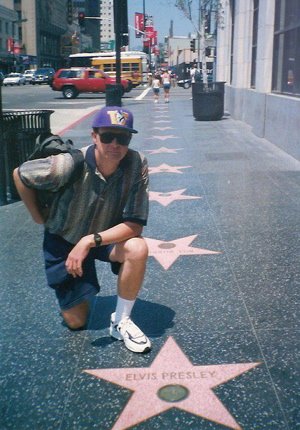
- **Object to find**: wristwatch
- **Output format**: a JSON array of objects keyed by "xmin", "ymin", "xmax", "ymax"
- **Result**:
[{"xmin": 94, "ymin": 233, "xmax": 102, "ymax": 247}]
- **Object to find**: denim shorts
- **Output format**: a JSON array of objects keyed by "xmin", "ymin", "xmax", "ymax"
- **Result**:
[{"xmin": 43, "ymin": 230, "xmax": 121, "ymax": 310}]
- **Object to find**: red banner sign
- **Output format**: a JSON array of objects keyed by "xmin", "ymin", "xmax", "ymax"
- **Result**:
[
  {"xmin": 134, "ymin": 12, "xmax": 144, "ymax": 37},
  {"xmin": 145, "ymin": 25, "xmax": 155, "ymax": 40},
  {"xmin": 143, "ymin": 28, "xmax": 157, "ymax": 47}
]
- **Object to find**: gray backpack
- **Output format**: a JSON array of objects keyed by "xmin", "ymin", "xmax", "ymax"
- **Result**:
[{"xmin": 28, "ymin": 132, "xmax": 85, "ymax": 212}]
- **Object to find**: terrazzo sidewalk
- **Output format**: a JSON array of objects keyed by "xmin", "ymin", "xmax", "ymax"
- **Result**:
[{"xmin": 1, "ymin": 87, "xmax": 299, "ymax": 430}]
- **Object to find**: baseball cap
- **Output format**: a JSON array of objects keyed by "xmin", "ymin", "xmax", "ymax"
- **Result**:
[{"xmin": 92, "ymin": 106, "xmax": 138, "ymax": 133}]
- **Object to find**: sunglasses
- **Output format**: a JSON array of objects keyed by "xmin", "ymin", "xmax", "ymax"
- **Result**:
[{"xmin": 98, "ymin": 132, "xmax": 131, "ymax": 146}]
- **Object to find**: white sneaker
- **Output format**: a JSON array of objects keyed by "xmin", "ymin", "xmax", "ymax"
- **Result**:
[{"xmin": 110, "ymin": 312, "xmax": 151, "ymax": 353}]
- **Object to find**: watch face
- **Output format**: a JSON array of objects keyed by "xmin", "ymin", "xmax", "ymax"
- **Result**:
[{"xmin": 94, "ymin": 233, "xmax": 102, "ymax": 247}]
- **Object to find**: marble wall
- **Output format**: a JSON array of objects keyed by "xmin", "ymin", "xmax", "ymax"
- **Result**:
[{"xmin": 218, "ymin": 0, "xmax": 300, "ymax": 161}]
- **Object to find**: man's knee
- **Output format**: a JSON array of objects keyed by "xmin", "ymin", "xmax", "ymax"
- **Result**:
[
  {"xmin": 61, "ymin": 300, "xmax": 89, "ymax": 330},
  {"xmin": 125, "ymin": 237, "xmax": 148, "ymax": 261}
]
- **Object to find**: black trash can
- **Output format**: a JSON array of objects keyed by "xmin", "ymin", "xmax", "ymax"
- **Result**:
[
  {"xmin": 0, "ymin": 109, "xmax": 54, "ymax": 204},
  {"xmin": 105, "ymin": 84, "xmax": 123, "ymax": 107},
  {"xmin": 192, "ymin": 82, "xmax": 225, "ymax": 121}
]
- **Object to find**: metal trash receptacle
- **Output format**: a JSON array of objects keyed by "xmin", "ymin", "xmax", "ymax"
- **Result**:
[
  {"xmin": 105, "ymin": 84, "xmax": 123, "ymax": 107},
  {"xmin": 192, "ymin": 82, "xmax": 225, "ymax": 121},
  {"xmin": 0, "ymin": 109, "xmax": 54, "ymax": 204}
]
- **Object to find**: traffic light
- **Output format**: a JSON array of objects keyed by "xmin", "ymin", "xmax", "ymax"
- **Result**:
[
  {"xmin": 67, "ymin": 0, "xmax": 73, "ymax": 25},
  {"xmin": 78, "ymin": 12, "xmax": 85, "ymax": 27},
  {"xmin": 190, "ymin": 39, "xmax": 196, "ymax": 53},
  {"xmin": 204, "ymin": 13, "xmax": 211, "ymax": 34},
  {"xmin": 114, "ymin": 0, "xmax": 128, "ymax": 34},
  {"xmin": 121, "ymin": 34, "xmax": 129, "ymax": 47},
  {"xmin": 120, "ymin": 0, "xmax": 128, "ymax": 34}
]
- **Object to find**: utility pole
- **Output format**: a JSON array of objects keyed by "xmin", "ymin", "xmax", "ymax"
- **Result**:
[
  {"xmin": 198, "ymin": 1, "xmax": 208, "ymax": 84},
  {"xmin": 113, "ymin": 0, "xmax": 121, "ymax": 85},
  {"xmin": 85, "ymin": 1, "xmax": 126, "ymax": 105},
  {"xmin": 197, "ymin": 1, "xmax": 201, "ymax": 70}
]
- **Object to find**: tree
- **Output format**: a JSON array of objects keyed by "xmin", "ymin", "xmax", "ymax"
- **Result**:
[{"xmin": 175, "ymin": 0, "xmax": 224, "ymax": 84}]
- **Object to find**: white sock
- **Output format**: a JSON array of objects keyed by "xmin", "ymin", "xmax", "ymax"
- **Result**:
[{"xmin": 114, "ymin": 296, "xmax": 135, "ymax": 323}]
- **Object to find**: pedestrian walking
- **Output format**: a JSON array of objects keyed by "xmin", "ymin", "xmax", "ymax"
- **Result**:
[
  {"xmin": 190, "ymin": 64, "xmax": 197, "ymax": 84},
  {"xmin": 190, "ymin": 64, "xmax": 200, "ymax": 100},
  {"xmin": 161, "ymin": 69, "xmax": 171, "ymax": 103},
  {"xmin": 147, "ymin": 72, "xmax": 153, "ymax": 87},
  {"xmin": 171, "ymin": 71, "xmax": 177, "ymax": 88},
  {"xmin": 152, "ymin": 73, "xmax": 161, "ymax": 103},
  {"xmin": 13, "ymin": 106, "xmax": 151, "ymax": 354}
]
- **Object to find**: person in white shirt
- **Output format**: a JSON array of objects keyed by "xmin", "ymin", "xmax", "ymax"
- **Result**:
[
  {"xmin": 161, "ymin": 70, "xmax": 171, "ymax": 103},
  {"xmin": 190, "ymin": 64, "xmax": 197, "ymax": 84},
  {"xmin": 152, "ymin": 73, "xmax": 161, "ymax": 103}
]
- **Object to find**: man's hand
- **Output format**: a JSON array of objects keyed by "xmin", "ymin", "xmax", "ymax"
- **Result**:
[{"xmin": 65, "ymin": 235, "xmax": 93, "ymax": 278}]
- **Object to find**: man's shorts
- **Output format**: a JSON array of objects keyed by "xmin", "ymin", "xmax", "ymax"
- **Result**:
[{"xmin": 43, "ymin": 230, "xmax": 121, "ymax": 310}]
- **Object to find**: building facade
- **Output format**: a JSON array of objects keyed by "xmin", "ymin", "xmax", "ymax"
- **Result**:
[
  {"xmin": 73, "ymin": 0, "xmax": 100, "ymax": 51},
  {"xmin": 99, "ymin": 0, "xmax": 115, "ymax": 50},
  {"xmin": 216, "ymin": 0, "xmax": 300, "ymax": 160},
  {"xmin": 0, "ymin": 0, "xmax": 101, "ymax": 72},
  {"xmin": 0, "ymin": 0, "xmax": 18, "ymax": 73},
  {"xmin": 166, "ymin": 35, "xmax": 215, "ymax": 80}
]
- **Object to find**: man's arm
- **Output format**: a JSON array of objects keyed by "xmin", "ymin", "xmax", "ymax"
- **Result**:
[
  {"xmin": 65, "ymin": 221, "xmax": 143, "ymax": 278},
  {"xmin": 13, "ymin": 168, "xmax": 45, "ymax": 224}
]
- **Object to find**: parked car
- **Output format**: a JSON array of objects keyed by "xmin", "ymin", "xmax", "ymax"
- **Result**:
[
  {"xmin": 3, "ymin": 73, "xmax": 26, "ymax": 86},
  {"xmin": 31, "ymin": 67, "xmax": 55, "ymax": 85},
  {"xmin": 23, "ymin": 69, "xmax": 36, "ymax": 84},
  {"xmin": 177, "ymin": 78, "xmax": 192, "ymax": 89},
  {"xmin": 51, "ymin": 68, "xmax": 132, "ymax": 99}
]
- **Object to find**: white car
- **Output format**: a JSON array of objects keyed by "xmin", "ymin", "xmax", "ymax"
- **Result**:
[
  {"xmin": 23, "ymin": 69, "xmax": 35, "ymax": 84},
  {"xmin": 3, "ymin": 73, "xmax": 26, "ymax": 86}
]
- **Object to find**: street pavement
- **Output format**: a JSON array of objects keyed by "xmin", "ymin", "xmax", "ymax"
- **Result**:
[{"xmin": 1, "ymin": 85, "xmax": 299, "ymax": 429}]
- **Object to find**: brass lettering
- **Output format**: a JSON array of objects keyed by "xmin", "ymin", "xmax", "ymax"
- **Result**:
[{"xmin": 126, "ymin": 372, "xmax": 157, "ymax": 381}]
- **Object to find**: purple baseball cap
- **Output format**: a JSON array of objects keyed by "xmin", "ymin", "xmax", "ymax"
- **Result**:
[{"xmin": 92, "ymin": 106, "xmax": 138, "ymax": 133}]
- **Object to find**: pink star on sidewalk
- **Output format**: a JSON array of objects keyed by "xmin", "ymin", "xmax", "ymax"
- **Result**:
[
  {"xmin": 145, "ymin": 147, "xmax": 183, "ymax": 155},
  {"xmin": 145, "ymin": 235, "xmax": 221, "ymax": 270},
  {"xmin": 149, "ymin": 189, "xmax": 202, "ymax": 206},
  {"xmin": 149, "ymin": 163, "xmax": 192, "ymax": 175},
  {"xmin": 146, "ymin": 135, "xmax": 178, "ymax": 141},
  {"xmin": 84, "ymin": 337, "xmax": 260, "ymax": 430}
]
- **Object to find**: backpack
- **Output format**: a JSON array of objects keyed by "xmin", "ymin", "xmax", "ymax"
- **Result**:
[
  {"xmin": 194, "ymin": 69, "xmax": 201, "ymax": 82},
  {"xmin": 28, "ymin": 132, "xmax": 85, "ymax": 214}
]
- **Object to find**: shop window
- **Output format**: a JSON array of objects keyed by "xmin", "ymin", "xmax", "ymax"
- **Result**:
[{"xmin": 272, "ymin": 0, "xmax": 300, "ymax": 96}]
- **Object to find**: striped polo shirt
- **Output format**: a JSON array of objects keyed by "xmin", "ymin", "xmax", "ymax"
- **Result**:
[{"xmin": 18, "ymin": 144, "xmax": 149, "ymax": 244}]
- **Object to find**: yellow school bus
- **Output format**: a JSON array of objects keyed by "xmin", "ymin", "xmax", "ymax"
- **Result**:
[
  {"xmin": 69, "ymin": 51, "xmax": 148, "ymax": 87},
  {"xmin": 91, "ymin": 53, "xmax": 147, "ymax": 87}
]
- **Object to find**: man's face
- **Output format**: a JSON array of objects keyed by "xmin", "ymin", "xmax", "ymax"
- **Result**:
[{"xmin": 92, "ymin": 127, "xmax": 132, "ymax": 163}]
